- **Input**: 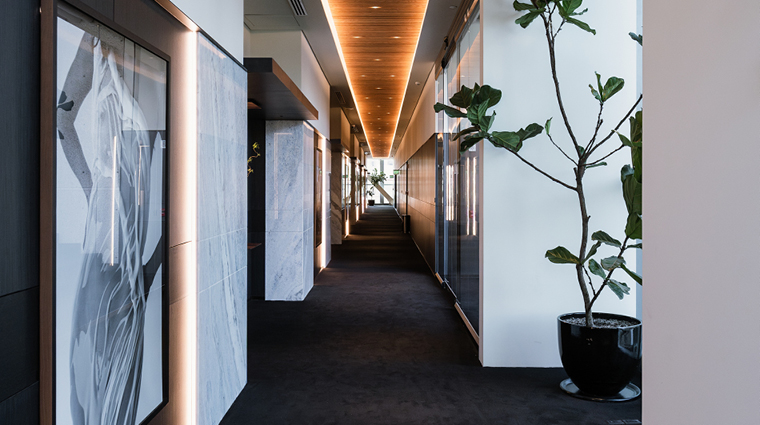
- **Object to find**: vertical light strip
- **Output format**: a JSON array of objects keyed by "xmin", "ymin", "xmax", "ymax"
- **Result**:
[
  {"xmin": 473, "ymin": 156, "xmax": 478, "ymax": 237},
  {"xmin": 321, "ymin": 136, "xmax": 327, "ymax": 268},
  {"xmin": 111, "ymin": 135, "xmax": 118, "ymax": 265},
  {"xmin": 178, "ymin": 28, "xmax": 199, "ymax": 425}
]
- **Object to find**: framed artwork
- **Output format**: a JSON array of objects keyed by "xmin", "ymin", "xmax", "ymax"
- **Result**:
[
  {"xmin": 315, "ymin": 147, "xmax": 323, "ymax": 248},
  {"xmin": 55, "ymin": 4, "xmax": 167, "ymax": 424}
]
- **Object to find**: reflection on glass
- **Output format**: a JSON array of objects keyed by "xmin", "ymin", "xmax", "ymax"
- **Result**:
[{"xmin": 56, "ymin": 5, "xmax": 166, "ymax": 424}]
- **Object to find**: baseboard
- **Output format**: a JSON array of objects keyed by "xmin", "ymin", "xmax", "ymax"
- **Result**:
[{"xmin": 455, "ymin": 302, "xmax": 480, "ymax": 346}]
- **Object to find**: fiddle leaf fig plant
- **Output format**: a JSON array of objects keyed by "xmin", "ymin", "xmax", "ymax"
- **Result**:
[
  {"xmin": 434, "ymin": 0, "xmax": 643, "ymax": 327},
  {"xmin": 367, "ymin": 169, "xmax": 387, "ymax": 197}
]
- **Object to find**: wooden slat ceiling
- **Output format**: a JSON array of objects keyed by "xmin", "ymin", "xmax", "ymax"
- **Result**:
[{"xmin": 327, "ymin": 0, "xmax": 428, "ymax": 158}]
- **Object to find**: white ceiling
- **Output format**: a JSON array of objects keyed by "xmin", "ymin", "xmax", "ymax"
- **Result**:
[{"xmin": 243, "ymin": 0, "xmax": 462, "ymax": 157}]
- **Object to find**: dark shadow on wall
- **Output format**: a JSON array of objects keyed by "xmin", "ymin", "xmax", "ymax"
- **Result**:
[{"xmin": 0, "ymin": 0, "xmax": 41, "ymax": 423}]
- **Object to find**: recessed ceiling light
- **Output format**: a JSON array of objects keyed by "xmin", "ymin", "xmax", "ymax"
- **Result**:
[
  {"xmin": 393, "ymin": 36, "xmax": 401, "ymax": 39},
  {"xmin": 374, "ymin": 58, "xmax": 381, "ymax": 61},
  {"xmin": 370, "ymin": 6, "xmax": 381, "ymax": 9},
  {"xmin": 376, "ymin": 87, "xmax": 381, "ymax": 90},
  {"xmin": 353, "ymin": 36, "xmax": 362, "ymax": 38},
  {"xmin": 390, "ymin": 75, "xmax": 395, "ymax": 77}
]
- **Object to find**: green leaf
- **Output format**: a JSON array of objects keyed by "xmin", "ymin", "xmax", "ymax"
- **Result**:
[
  {"xmin": 434, "ymin": 103, "xmax": 467, "ymax": 118},
  {"xmin": 625, "ymin": 213, "xmax": 642, "ymax": 240},
  {"xmin": 449, "ymin": 86, "xmax": 474, "ymax": 108},
  {"xmin": 586, "ymin": 162, "xmax": 607, "ymax": 169},
  {"xmin": 629, "ymin": 242, "xmax": 642, "ymax": 249},
  {"xmin": 519, "ymin": 123, "xmax": 544, "ymax": 140},
  {"xmin": 592, "ymin": 230, "xmax": 622, "ymax": 247},
  {"xmin": 451, "ymin": 126, "xmax": 478, "ymax": 141},
  {"xmin": 476, "ymin": 101, "xmax": 489, "ymax": 123},
  {"xmin": 481, "ymin": 113, "xmax": 494, "ymax": 132},
  {"xmin": 602, "ymin": 76, "xmax": 625, "ymax": 101},
  {"xmin": 513, "ymin": 0, "xmax": 536, "ymax": 11},
  {"xmin": 562, "ymin": 0, "xmax": 583, "ymax": 15},
  {"xmin": 589, "ymin": 84, "xmax": 602, "ymax": 102},
  {"xmin": 490, "ymin": 131, "xmax": 522, "ymax": 152},
  {"xmin": 474, "ymin": 85, "xmax": 502, "ymax": 108},
  {"xmin": 622, "ymin": 173, "xmax": 642, "ymax": 215},
  {"xmin": 576, "ymin": 145, "xmax": 585, "ymax": 156},
  {"xmin": 588, "ymin": 258, "xmax": 606, "ymax": 278},
  {"xmin": 460, "ymin": 134, "xmax": 485, "ymax": 153},
  {"xmin": 629, "ymin": 32, "xmax": 643, "ymax": 46},
  {"xmin": 607, "ymin": 279, "xmax": 630, "ymax": 299},
  {"xmin": 585, "ymin": 241, "xmax": 601, "ymax": 262},
  {"xmin": 516, "ymin": 10, "xmax": 542, "ymax": 28},
  {"xmin": 617, "ymin": 132, "xmax": 633, "ymax": 147},
  {"xmin": 467, "ymin": 106, "xmax": 479, "ymax": 126},
  {"xmin": 601, "ymin": 255, "xmax": 625, "ymax": 270},
  {"xmin": 546, "ymin": 246, "xmax": 581, "ymax": 264},
  {"xmin": 545, "ymin": 118, "xmax": 552, "ymax": 134},
  {"xmin": 566, "ymin": 17, "xmax": 596, "ymax": 35},
  {"xmin": 620, "ymin": 263, "xmax": 642, "ymax": 285}
]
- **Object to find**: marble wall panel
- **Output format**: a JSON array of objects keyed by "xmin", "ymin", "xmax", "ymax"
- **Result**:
[
  {"xmin": 198, "ymin": 269, "xmax": 247, "ymax": 425},
  {"xmin": 265, "ymin": 121, "xmax": 317, "ymax": 300},
  {"xmin": 196, "ymin": 33, "xmax": 247, "ymax": 425}
]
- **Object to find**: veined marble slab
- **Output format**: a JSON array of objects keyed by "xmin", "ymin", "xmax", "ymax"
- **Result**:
[
  {"xmin": 265, "ymin": 121, "xmax": 315, "ymax": 301},
  {"xmin": 197, "ymin": 33, "xmax": 247, "ymax": 425}
]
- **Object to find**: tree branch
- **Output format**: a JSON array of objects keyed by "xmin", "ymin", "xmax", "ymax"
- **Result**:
[
  {"xmin": 510, "ymin": 150, "xmax": 577, "ymax": 191},
  {"xmin": 586, "ymin": 103, "xmax": 605, "ymax": 153},
  {"xmin": 588, "ymin": 94, "xmax": 643, "ymax": 157},
  {"xmin": 541, "ymin": 15, "xmax": 581, "ymax": 152},
  {"xmin": 589, "ymin": 143, "xmax": 625, "ymax": 167},
  {"xmin": 589, "ymin": 236, "xmax": 630, "ymax": 309},
  {"xmin": 548, "ymin": 132, "xmax": 578, "ymax": 165}
]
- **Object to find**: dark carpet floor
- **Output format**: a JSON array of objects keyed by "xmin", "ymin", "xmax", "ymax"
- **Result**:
[{"xmin": 220, "ymin": 205, "xmax": 641, "ymax": 425}]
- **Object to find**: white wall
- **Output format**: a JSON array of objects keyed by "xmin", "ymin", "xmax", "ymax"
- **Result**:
[
  {"xmin": 394, "ymin": 67, "xmax": 436, "ymax": 166},
  {"xmin": 642, "ymin": 0, "xmax": 760, "ymax": 423},
  {"xmin": 245, "ymin": 30, "xmax": 331, "ymax": 138},
  {"xmin": 170, "ymin": 0, "xmax": 243, "ymax": 61},
  {"xmin": 480, "ymin": 0, "xmax": 638, "ymax": 367},
  {"xmin": 300, "ymin": 33, "xmax": 331, "ymax": 138}
]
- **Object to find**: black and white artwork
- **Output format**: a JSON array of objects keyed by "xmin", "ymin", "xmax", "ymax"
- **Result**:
[{"xmin": 56, "ymin": 5, "xmax": 166, "ymax": 425}]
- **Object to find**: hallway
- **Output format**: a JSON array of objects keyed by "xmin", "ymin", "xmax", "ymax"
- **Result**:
[{"xmin": 220, "ymin": 206, "xmax": 641, "ymax": 425}]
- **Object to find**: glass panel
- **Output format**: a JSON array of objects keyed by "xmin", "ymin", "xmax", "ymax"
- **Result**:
[
  {"xmin": 439, "ymin": 8, "xmax": 481, "ymax": 335},
  {"xmin": 56, "ymin": 4, "xmax": 167, "ymax": 423}
]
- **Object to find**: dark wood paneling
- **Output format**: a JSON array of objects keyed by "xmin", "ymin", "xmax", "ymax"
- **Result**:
[
  {"xmin": 0, "ymin": 382, "xmax": 40, "ymax": 425},
  {"xmin": 406, "ymin": 135, "xmax": 437, "ymax": 271},
  {"xmin": 0, "ymin": 0, "xmax": 41, "ymax": 298},
  {"xmin": 0, "ymin": 288, "xmax": 40, "ymax": 401},
  {"xmin": 245, "ymin": 58, "xmax": 319, "ymax": 121}
]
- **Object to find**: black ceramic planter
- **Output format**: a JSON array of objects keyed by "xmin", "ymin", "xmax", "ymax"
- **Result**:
[
  {"xmin": 368, "ymin": 200, "xmax": 375, "ymax": 206},
  {"xmin": 558, "ymin": 312, "xmax": 642, "ymax": 400}
]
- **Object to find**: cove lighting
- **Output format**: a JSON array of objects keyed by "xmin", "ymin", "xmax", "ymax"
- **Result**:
[{"xmin": 325, "ymin": 0, "xmax": 429, "ymax": 157}]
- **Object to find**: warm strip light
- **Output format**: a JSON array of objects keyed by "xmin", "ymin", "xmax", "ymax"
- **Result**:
[
  {"xmin": 320, "ymin": 0, "xmax": 371, "ymax": 153},
  {"xmin": 389, "ymin": 3, "xmax": 429, "ymax": 157},
  {"xmin": 324, "ymin": 0, "xmax": 429, "ymax": 158}
]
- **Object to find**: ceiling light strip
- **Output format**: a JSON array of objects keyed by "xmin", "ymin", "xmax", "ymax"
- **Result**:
[
  {"xmin": 320, "ymin": 0, "xmax": 370, "ymax": 154},
  {"xmin": 390, "ymin": 0, "xmax": 430, "ymax": 158}
]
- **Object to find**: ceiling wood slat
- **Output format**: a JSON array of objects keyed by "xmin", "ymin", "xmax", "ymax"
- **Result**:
[{"xmin": 327, "ymin": 0, "xmax": 429, "ymax": 158}]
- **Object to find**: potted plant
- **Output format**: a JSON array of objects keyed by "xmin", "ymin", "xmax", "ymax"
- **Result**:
[
  {"xmin": 434, "ymin": 0, "xmax": 643, "ymax": 400},
  {"xmin": 366, "ymin": 169, "xmax": 387, "ymax": 206}
]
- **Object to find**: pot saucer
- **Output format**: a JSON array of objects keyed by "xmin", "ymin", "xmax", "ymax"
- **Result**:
[{"xmin": 560, "ymin": 378, "xmax": 641, "ymax": 402}]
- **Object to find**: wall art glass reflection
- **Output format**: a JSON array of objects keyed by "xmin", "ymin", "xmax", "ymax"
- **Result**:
[{"xmin": 56, "ymin": 5, "xmax": 166, "ymax": 424}]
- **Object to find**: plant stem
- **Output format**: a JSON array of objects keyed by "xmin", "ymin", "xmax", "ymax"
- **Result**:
[
  {"xmin": 589, "ymin": 236, "xmax": 631, "ymax": 309},
  {"xmin": 574, "ymin": 165, "xmax": 593, "ymax": 327},
  {"xmin": 588, "ymin": 94, "xmax": 643, "ymax": 157},
  {"xmin": 541, "ymin": 14, "xmax": 581, "ymax": 152},
  {"xmin": 512, "ymin": 150, "xmax": 576, "ymax": 190}
]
